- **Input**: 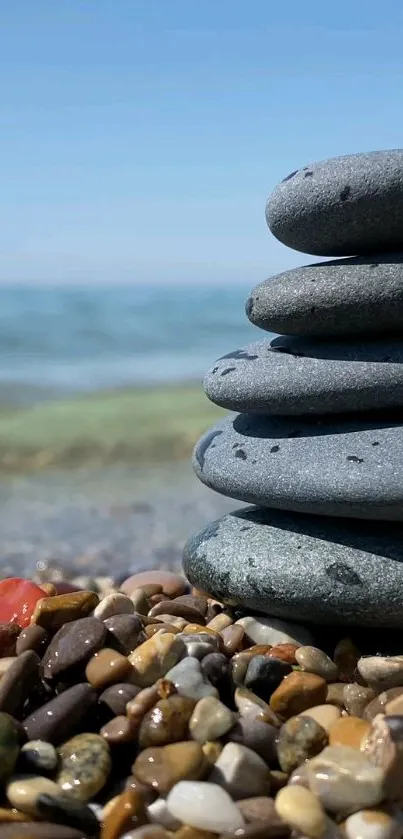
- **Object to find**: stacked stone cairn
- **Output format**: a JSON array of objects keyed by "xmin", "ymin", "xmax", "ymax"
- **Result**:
[{"xmin": 184, "ymin": 149, "xmax": 403, "ymax": 628}]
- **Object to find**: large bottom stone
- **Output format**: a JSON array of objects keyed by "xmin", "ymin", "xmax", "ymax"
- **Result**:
[{"xmin": 183, "ymin": 507, "xmax": 403, "ymax": 626}]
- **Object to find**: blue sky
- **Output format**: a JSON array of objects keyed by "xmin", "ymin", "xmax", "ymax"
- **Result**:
[{"xmin": 1, "ymin": 0, "xmax": 403, "ymax": 284}]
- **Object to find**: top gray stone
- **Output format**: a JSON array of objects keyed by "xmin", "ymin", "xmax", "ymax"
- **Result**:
[{"xmin": 266, "ymin": 150, "xmax": 403, "ymax": 256}]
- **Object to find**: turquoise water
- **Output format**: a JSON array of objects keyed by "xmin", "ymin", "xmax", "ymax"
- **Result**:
[{"xmin": 0, "ymin": 284, "xmax": 260, "ymax": 403}]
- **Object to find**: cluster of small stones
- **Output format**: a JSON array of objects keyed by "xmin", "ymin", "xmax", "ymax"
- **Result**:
[
  {"xmin": 2, "ymin": 571, "xmax": 403, "ymax": 838},
  {"xmin": 185, "ymin": 149, "xmax": 403, "ymax": 627}
]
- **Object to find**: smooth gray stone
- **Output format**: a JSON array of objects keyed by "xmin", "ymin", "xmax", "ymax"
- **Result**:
[
  {"xmin": 204, "ymin": 337, "xmax": 403, "ymax": 415},
  {"xmin": 266, "ymin": 149, "xmax": 403, "ymax": 256},
  {"xmin": 183, "ymin": 507, "xmax": 403, "ymax": 626},
  {"xmin": 193, "ymin": 412, "xmax": 403, "ymax": 520},
  {"xmin": 246, "ymin": 255, "xmax": 403, "ymax": 338}
]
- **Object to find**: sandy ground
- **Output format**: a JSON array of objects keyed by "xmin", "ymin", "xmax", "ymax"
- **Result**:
[{"xmin": 0, "ymin": 460, "xmax": 238, "ymax": 579}]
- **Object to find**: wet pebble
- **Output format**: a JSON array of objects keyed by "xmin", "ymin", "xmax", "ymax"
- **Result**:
[
  {"xmin": 16, "ymin": 624, "xmax": 49, "ymax": 656},
  {"xmin": 23, "ymin": 683, "xmax": 97, "ymax": 744},
  {"xmin": 227, "ymin": 715, "xmax": 278, "ymax": 766},
  {"xmin": 276, "ymin": 714, "xmax": 328, "ymax": 773},
  {"xmin": 120, "ymin": 571, "xmax": 186, "ymax": 599},
  {"xmin": 93, "ymin": 592, "xmax": 134, "ymax": 620},
  {"xmin": 178, "ymin": 632, "xmax": 219, "ymax": 660},
  {"xmin": 189, "ymin": 695, "xmax": 235, "ymax": 742},
  {"xmin": 220, "ymin": 625, "xmax": 245, "ymax": 655},
  {"xmin": 139, "ymin": 694, "xmax": 196, "ymax": 748},
  {"xmin": 296, "ymin": 646, "xmax": 339, "ymax": 681},
  {"xmin": 267, "ymin": 643, "xmax": 299, "ymax": 664},
  {"xmin": 166, "ymin": 780, "xmax": 245, "ymax": 832},
  {"xmin": 363, "ymin": 688, "xmax": 403, "ymax": 721},
  {"xmin": 343, "ymin": 683, "xmax": 376, "ymax": 717},
  {"xmin": 307, "ymin": 745, "xmax": 385, "ymax": 817},
  {"xmin": 129, "ymin": 633, "xmax": 185, "ymax": 687},
  {"xmin": 0, "ymin": 623, "xmax": 21, "ymax": 657},
  {"xmin": 133, "ymin": 741, "xmax": 207, "ymax": 794},
  {"xmin": 42, "ymin": 617, "xmax": 107, "ymax": 680},
  {"xmin": 31, "ymin": 591, "xmax": 99, "ymax": 631},
  {"xmin": 85, "ymin": 647, "xmax": 132, "ymax": 688},
  {"xmin": 275, "ymin": 785, "xmax": 326, "ymax": 838},
  {"xmin": 104, "ymin": 613, "xmax": 145, "ymax": 655},
  {"xmin": 344, "ymin": 809, "xmax": 403, "ymax": 839},
  {"xmin": 270, "ymin": 672, "xmax": 327, "ymax": 720},
  {"xmin": 165, "ymin": 656, "xmax": 218, "ymax": 699},
  {"xmin": 235, "ymin": 616, "xmax": 312, "ymax": 647},
  {"xmin": 244, "ymin": 656, "xmax": 293, "ymax": 702},
  {"xmin": 57, "ymin": 732, "xmax": 111, "ymax": 801},
  {"xmin": 329, "ymin": 715, "xmax": 371, "ymax": 749},
  {"xmin": 361, "ymin": 713, "xmax": 403, "ymax": 800},
  {"xmin": 237, "ymin": 796, "xmax": 283, "ymax": 825},
  {"xmin": 99, "ymin": 682, "xmax": 141, "ymax": 717},
  {"xmin": 0, "ymin": 650, "xmax": 40, "ymax": 715},
  {"xmin": 6, "ymin": 774, "xmax": 61, "ymax": 815},
  {"xmin": 302, "ymin": 704, "xmax": 342, "ymax": 732},
  {"xmin": 148, "ymin": 600, "xmax": 205, "ymax": 624},
  {"xmin": 100, "ymin": 788, "xmax": 147, "ymax": 839},
  {"xmin": 36, "ymin": 792, "xmax": 101, "ymax": 835},
  {"xmin": 0, "ymin": 824, "xmax": 88, "ymax": 838},
  {"xmin": 0, "ymin": 713, "xmax": 20, "ymax": 781},
  {"xmin": 234, "ymin": 686, "xmax": 281, "ymax": 726},
  {"xmin": 357, "ymin": 656, "xmax": 403, "ymax": 691},
  {"xmin": 129, "ymin": 588, "xmax": 150, "ymax": 615},
  {"xmin": 209, "ymin": 742, "xmax": 271, "ymax": 799},
  {"xmin": 101, "ymin": 714, "xmax": 139, "ymax": 745},
  {"xmin": 20, "ymin": 740, "xmax": 58, "ymax": 773}
]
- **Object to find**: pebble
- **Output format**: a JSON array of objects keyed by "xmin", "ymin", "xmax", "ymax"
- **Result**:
[
  {"xmin": 20, "ymin": 740, "xmax": 58, "ymax": 773},
  {"xmin": 30, "ymin": 591, "xmax": 99, "ymax": 631},
  {"xmin": 148, "ymin": 600, "xmax": 205, "ymax": 624},
  {"xmin": 138, "ymin": 695, "xmax": 196, "ymax": 748},
  {"xmin": 296, "ymin": 647, "xmax": 339, "ymax": 681},
  {"xmin": 235, "ymin": 616, "xmax": 312, "ymax": 647},
  {"xmin": 133, "ymin": 741, "xmax": 207, "ymax": 794},
  {"xmin": 275, "ymin": 785, "xmax": 326, "ymax": 838},
  {"xmin": 0, "ymin": 650, "xmax": 40, "ymax": 715},
  {"xmin": 93, "ymin": 592, "xmax": 134, "ymax": 620},
  {"xmin": 16, "ymin": 624, "xmax": 49, "ymax": 656},
  {"xmin": 234, "ymin": 686, "xmax": 281, "ymax": 725},
  {"xmin": 166, "ymin": 781, "xmax": 245, "ymax": 832},
  {"xmin": 270, "ymin": 672, "xmax": 327, "ymax": 719},
  {"xmin": 276, "ymin": 714, "xmax": 328, "ymax": 773},
  {"xmin": 267, "ymin": 644, "xmax": 299, "ymax": 664},
  {"xmin": 104, "ymin": 613, "xmax": 145, "ymax": 655},
  {"xmin": 0, "ymin": 713, "xmax": 21, "ymax": 783},
  {"xmin": 129, "ymin": 589, "xmax": 150, "ymax": 615},
  {"xmin": 178, "ymin": 632, "xmax": 219, "ymax": 660},
  {"xmin": 201, "ymin": 653, "xmax": 232, "ymax": 698},
  {"xmin": 126, "ymin": 683, "xmax": 160, "ymax": 722},
  {"xmin": 23, "ymin": 683, "xmax": 97, "ymax": 744},
  {"xmin": 0, "ymin": 623, "xmax": 21, "ymax": 657},
  {"xmin": 361, "ymin": 714, "xmax": 403, "ymax": 800},
  {"xmin": 100, "ymin": 788, "xmax": 147, "ymax": 839},
  {"xmin": 329, "ymin": 716, "xmax": 371, "ymax": 749},
  {"xmin": 147, "ymin": 796, "xmax": 181, "ymax": 830},
  {"xmin": 6, "ymin": 774, "xmax": 61, "ymax": 815},
  {"xmin": 57, "ymin": 732, "xmax": 111, "ymax": 801},
  {"xmin": 244, "ymin": 656, "xmax": 293, "ymax": 702},
  {"xmin": 344, "ymin": 809, "xmax": 403, "ymax": 839},
  {"xmin": 155, "ymin": 615, "xmax": 188, "ymax": 630},
  {"xmin": 209, "ymin": 741, "xmax": 271, "ymax": 799},
  {"xmin": 302, "ymin": 704, "xmax": 342, "ymax": 732},
  {"xmin": 42, "ymin": 616, "xmax": 107, "ymax": 679},
  {"xmin": 101, "ymin": 714, "xmax": 139, "ymax": 745},
  {"xmin": 165, "ymin": 656, "xmax": 218, "ymax": 699},
  {"xmin": 363, "ymin": 688, "xmax": 403, "ymax": 721},
  {"xmin": 220, "ymin": 625, "xmax": 245, "ymax": 655},
  {"xmin": 129, "ymin": 633, "xmax": 185, "ymax": 687},
  {"xmin": 99, "ymin": 682, "xmax": 141, "ymax": 717},
  {"xmin": 358, "ymin": 657, "xmax": 403, "ymax": 691},
  {"xmin": 334, "ymin": 639, "xmax": 360, "ymax": 682},
  {"xmin": 343, "ymin": 684, "xmax": 376, "ymax": 718},
  {"xmin": 174, "ymin": 594, "xmax": 208, "ymax": 615},
  {"xmin": 237, "ymin": 796, "xmax": 283, "ymax": 825},
  {"xmin": 326, "ymin": 683, "xmax": 347, "ymax": 709},
  {"xmin": 119, "ymin": 828, "xmax": 171, "ymax": 839},
  {"xmin": 120, "ymin": 571, "xmax": 186, "ymax": 599},
  {"xmin": 0, "ymin": 826, "xmax": 87, "ymax": 838},
  {"xmin": 227, "ymin": 716, "xmax": 278, "ymax": 766},
  {"xmin": 189, "ymin": 695, "xmax": 235, "ymax": 742},
  {"xmin": 85, "ymin": 647, "xmax": 132, "ymax": 688},
  {"xmin": 207, "ymin": 613, "xmax": 233, "ymax": 632},
  {"xmin": 307, "ymin": 745, "xmax": 385, "ymax": 816},
  {"xmin": 36, "ymin": 793, "xmax": 101, "ymax": 835}
]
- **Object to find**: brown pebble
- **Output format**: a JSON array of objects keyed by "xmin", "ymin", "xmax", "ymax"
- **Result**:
[
  {"xmin": 363, "ymin": 688, "xmax": 403, "ymax": 721},
  {"xmin": 130, "ymin": 589, "xmax": 151, "ymax": 615},
  {"xmin": 140, "ymin": 584, "xmax": 163, "ymax": 597},
  {"xmin": 40, "ymin": 583, "xmax": 57, "ymax": 596},
  {"xmin": 99, "ymin": 683, "xmax": 141, "ymax": 717},
  {"xmin": 129, "ymin": 633, "xmax": 185, "ymax": 687},
  {"xmin": 0, "ymin": 624, "xmax": 21, "ymax": 657},
  {"xmin": 267, "ymin": 644, "xmax": 299, "ymax": 664},
  {"xmin": 133, "ymin": 741, "xmax": 207, "ymax": 794},
  {"xmin": 156, "ymin": 678, "xmax": 177, "ymax": 699},
  {"xmin": 101, "ymin": 715, "xmax": 140, "ymax": 744},
  {"xmin": 148, "ymin": 600, "xmax": 205, "ymax": 624},
  {"xmin": 145, "ymin": 624, "xmax": 181, "ymax": 637},
  {"xmin": 207, "ymin": 613, "xmax": 233, "ymax": 632},
  {"xmin": 0, "ymin": 825, "xmax": 89, "ymax": 838},
  {"xmin": 120, "ymin": 571, "xmax": 186, "ymax": 599},
  {"xmin": 329, "ymin": 715, "xmax": 371, "ymax": 749},
  {"xmin": 149, "ymin": 593, "xmax": 166, "ymax": 606},
  {"xmin": 237, "ymin": 796, "xmax": 284, "ymax": 826},
  {"xmin": 154, "ymin": 615, "xmax": 188, "ymax": 630},
  {"xmin": 0, "ymin": 806, "xmax": 30, "ymax": 822},
  {"xmin": 0, "ymin": 651, "xmax": 40, "ymax": 715},
  {"xmin": 100, "ymin": 788, "xmax": 147, "ymax": 839},
  {"xmin": 104, "ymin": 614, "xmax": 145, "ymax": 655},
  {"xmin": 85, "ymin": 647, "xmax": 132, "ymax": 689},
  {"xmin": 127, "ymin": 684, "xmax": 160, "ymax": 722},
  {"xmin": 221, "ymin": 625, "xmax": 245, "ymax": 656},
  {"xmin": 30, "ymin": 591, "xmax": 99, "ymax": 632},
  {"xmin": 295, "ymin": 646, "xmax": 339, "ymax": 681},
  {"xmin": 139, "ymin": 695, "xmax": 196, "ymax": 748},
  {"xmin": 270, "ymin": 671, "xmax": 327, "ymax": 720},
  {"xmin": 16, "ymin": 625, "xmax": 49, "ymax": 657},
  {"xmin": 23, "ymin": 683, "xmax": 97, "ymax": 744},
  {"xmin": 175, "ymin": 826, "xmax": 216, "ymax": 839},
  {"xmin": 334, "ymin": 638, "xmax": 360, "ymax": 682},
  {"xmin": 276, "ymin": 714, "xmax": 328, "ymax": 773},
  {"xmin": 174, "ymin": 595, "xmax": 208, "ymax": 616}
]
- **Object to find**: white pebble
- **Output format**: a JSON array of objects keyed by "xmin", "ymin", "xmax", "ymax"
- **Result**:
[
  {"xmin": 235, "ymin": 615, "xmax": 313, "ymax": 646},
  {"xmin": 166, "ymin": 781, "xmax": 244, "ymax": 832},
  {"xmin": 165, "ymin": 656, "xmax": 218, "ymax": 699},
  {"xmin": 345, "ymin": 810, "xmax": 403, "ymax": 839},
  {"xmin": 147, "ymin": 797, "xmax": 181, "ymax": 830},
  {"xmin": 93, "ymin": 593, "xmax": 134, "ymax": 620},
  {"xmin": 209, "ymin": 741, "xmax": 270, "ymax": 799}
]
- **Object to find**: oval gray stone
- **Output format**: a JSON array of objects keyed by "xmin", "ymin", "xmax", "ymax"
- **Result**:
[
  {"xmin": 193, "ymin": 412, "xmax": 403, "ymax": 520},
  {"xmin": 204, "ymin": 338, "xmax": 403, "ymax": 415},
  {"xmin": 183, "ymin": 506, "xmax": 403, "ymax": 626},
  {"xmin": 246, "ymin": 255, "xmax": 403, "ymax": 338},
  {"xmin": 266, "ymin": 149, "xmax": 403, "ymax": 256}
]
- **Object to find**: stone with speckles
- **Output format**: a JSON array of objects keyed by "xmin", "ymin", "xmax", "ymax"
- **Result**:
[
  {"xmin": 266, "ymin": 149, "xmax": 403, "ymax": 256},
  {"xmin": 183, "ymin": 506, "xmax": 403, "ymax": 627},
  {"xmin": 204, "ymin": 337, "xmax": 403, "ymax": 415},
  {"xmin": 193, "ymin": 412, "xmax": 403, "ymax": 520},
  {"xmin": 246, "ymin": 255, "xmax": 403, "ymax": 339}
]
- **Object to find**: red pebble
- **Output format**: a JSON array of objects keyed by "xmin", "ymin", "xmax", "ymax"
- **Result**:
[{"xmin": 0, "ymin": 578, "xmax": 45, "ymax": 628}]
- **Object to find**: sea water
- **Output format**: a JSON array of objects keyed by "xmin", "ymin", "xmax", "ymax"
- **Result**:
[{"xmin": 0, "ymin": 284, "xmax": 259, "ymax": 404}]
